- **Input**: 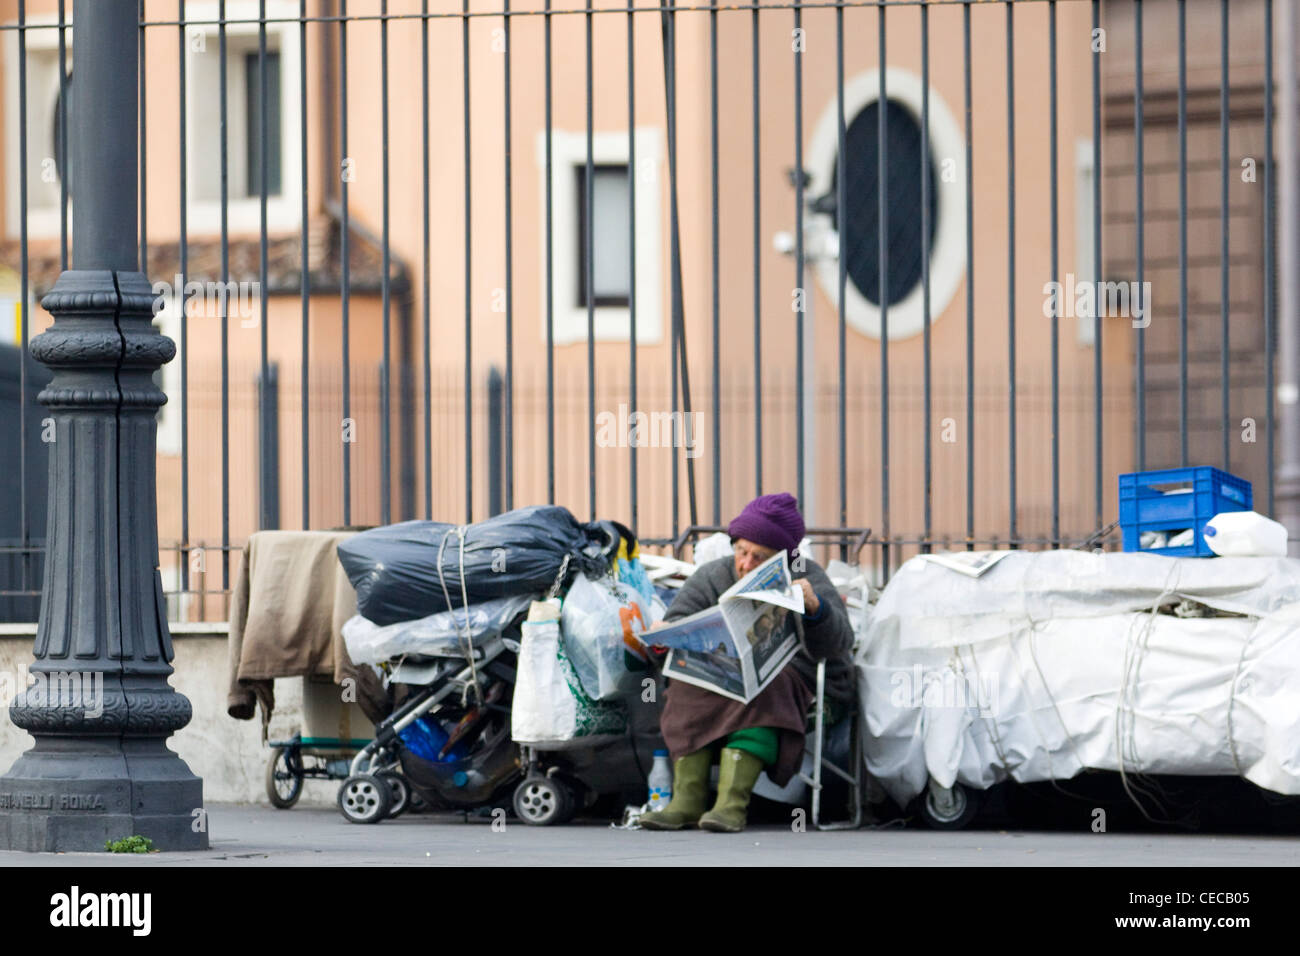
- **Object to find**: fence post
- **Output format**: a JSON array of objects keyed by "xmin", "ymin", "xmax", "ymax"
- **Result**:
[
  {"xmin": 0, "ymin": 0, "xmax": 206, "ymax": 852},
  {"xmin": 1276, "ymin": 0, "xmax": 1300, "ymax": 554},
  {"xmin": 488, "ymin": 365, "xmax": 503, "ymax": 517},
  {"xmin": 259, "ymin": 362, "xmax": 281, "ymax": 529}
]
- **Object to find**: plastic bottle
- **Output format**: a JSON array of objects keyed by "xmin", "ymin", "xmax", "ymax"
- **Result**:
[
  {"xmin": 647, "ymin": 749, "xmax": 673, "ymax": 809},
  {"xmin": 1202, "ymin": 511, "xmax": 1289, "ymax": 557}
]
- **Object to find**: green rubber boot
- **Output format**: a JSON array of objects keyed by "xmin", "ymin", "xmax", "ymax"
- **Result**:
[
  {"xmin": 640, "ymin": 749, "xmax": 712, "ymax": 831},
  {"xmin": 698, "ymin": 747, "xmax": 765, "ymax": 833}
]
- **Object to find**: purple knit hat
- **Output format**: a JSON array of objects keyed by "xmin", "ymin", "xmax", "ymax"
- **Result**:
[{"xmin": 728, "ymin": 493, "xmax": 805, "ymax": 556}]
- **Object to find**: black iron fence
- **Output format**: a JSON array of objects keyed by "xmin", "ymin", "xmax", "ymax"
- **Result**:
[{"xmin": 0, "ymin": 0, "xmax": 1290, "ymax": 622}]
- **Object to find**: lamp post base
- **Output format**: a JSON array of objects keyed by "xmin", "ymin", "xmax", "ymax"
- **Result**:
[{"xmin": 0, "ymin": 737, "xmax": 207, "ymax": 853}]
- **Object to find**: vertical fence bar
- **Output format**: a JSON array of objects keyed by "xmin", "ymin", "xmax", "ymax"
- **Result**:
[
  {"xmin": 300, "ymin": 0, "xmax": 310, "ymax": 529},
  {"xmin": 462, "ymin": 0, "xmax": 473, "ymax": 521},
  {"xmin": 259, "ymin": 0, "xmax": 273, "ymax": 529},
  {"xmin": 1219, "ymin": 0, "xmax": 1230, "ymax": 470},
  {"xmin": 627, "ymin": 4, "xmax": 637, "ymax": 528},
  {"xmin": 1134, "ymin": 0, "xmax": 1145, "ymax": 472},
  {"xmin": 380, "ymin": 0, "xmax": 392, "ymax": 525},
  {"xmin": 794, "ymin": 1, "xmax": 805, "ymax": 509},
  {"xmin": 503, "ymin": 0, "xmax": 514, "ymax": 512},
  {"xmin": 422, "ymin": 0, "xmax": 432, "ymax": 518},
  {"xmin": 962, "ymin": 0, "xmax": 972, "ymax": 549},
  {"xmin": 880, "ymin": 2, "xmax": 891, "ymax": 564},
  {"xmin": 1092, "ymin": 0, "xmax": 1103, "ymax": 532},
  {"xmin": 58, "ymin": 0, "xmax": 68, "ymax": 271},
  {"xmin": 921, "ymin": 1, "xmax": 931, "ymax": 553},
  {"xmin": 340, "ymin": 0, "xmax": 352, "ymax": 526},
  {"xmin": 546, "ymin": 0, "xmax": 555, "ymax": 505},
  {"xmin": 662, "ymin": 4, "xmax": 696, "ymax": 534},
  {"xmin": 488, "ymin": 367, "xmax": 503, "ymax": 516},
  {"xmin": 752, "ymin": 5, "xmax": 762, "ymax": 496},
  {"xmin": 837, "ymin": 1, "xmax": 847, "ymax": 551},
  {"xmin": 139, "ymin": 0, "xmax": 147, "ymax": 271},
  {"xmin": 220, "ymin": 0, "xmax": 231, "ymax": 586},
  {"xmin": 180, "ymin": 0, "xmax": 191, "ymax": 586},
  {"xmin": 1177, "ymin": 0, "xmax": 1188, "ymax": 467},
  {"xmin": 1265, "ymin": 0, "xmax": 1275, "ymax": 515},
  {"xmin": 586, "ymin": 6, "xmax": 597, "ymax": 520},
  {"xmin": 1049, "ymin": 0, "xmax": 1059, "ymax": 545},
  {"xmin": 663, "ymin": 4, "xmax": 678, "ymax": 535},
  {"xmin": 1006, "ymin": 0, "xmax": 1016, "ymax": 547},
  {"xmin": 17, "ymin": 0, "xmax": 28, "ymax": 596},
  {"xmin": 711, "ymin": 0, "xmax": 720, "ymax": 525}
]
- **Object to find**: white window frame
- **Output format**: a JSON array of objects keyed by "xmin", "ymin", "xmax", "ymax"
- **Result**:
[
  {"xmin": 3, "ymin": 14, "xmax": 73, "ymax": 240},
  {"xmin": 535, "ymin": 127, "xmax": 662, "ymax": 346},
  {"xmin": 184, "ymin": 0, "xmax": 303, "ymax": 235},
  {"xmin": 805, "ymin": 66, "xmax": 967, "ymax": 341}
]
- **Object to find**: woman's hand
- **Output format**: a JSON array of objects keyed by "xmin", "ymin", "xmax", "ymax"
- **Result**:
[
  {"xmin": 796, "ymin": 578, "xmax": 821, "ymax": 616},
  {"xmin": 647, "ymin": 619, "xmax": 670, "ymax": 654}
]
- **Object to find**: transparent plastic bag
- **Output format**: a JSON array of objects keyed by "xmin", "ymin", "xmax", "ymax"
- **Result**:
[
  {"xmin": 512, "ymin": 612, "xmax": 627, "ymax": 746},
  {"xmin": 560, "ymin": 573, "xmax": 656, "ymax": 700},
  {"xmin": 342, "ymin": 593, "xmax": 534, "ymax": 666}
]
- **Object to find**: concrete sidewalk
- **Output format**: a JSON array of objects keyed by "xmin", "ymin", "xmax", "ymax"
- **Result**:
[{"xmin": 1, "ymin": 804, "xmax": 1297, "ymax": 866}]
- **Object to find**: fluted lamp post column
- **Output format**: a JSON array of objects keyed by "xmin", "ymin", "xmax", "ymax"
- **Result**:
[{"xmin": 0, "ymin": 0, "xmax": 206, "ymax": 852}]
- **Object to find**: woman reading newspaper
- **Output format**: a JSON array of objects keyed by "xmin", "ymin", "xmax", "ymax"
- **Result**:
[{"xmin": 641, "ymin": 493, "xmax": 855, "ymax": 833}]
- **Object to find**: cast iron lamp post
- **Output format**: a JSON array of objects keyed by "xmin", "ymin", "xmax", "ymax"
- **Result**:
[{"xmin": 0, "ymin": 0, "xmax": 206, "ymax": 852}]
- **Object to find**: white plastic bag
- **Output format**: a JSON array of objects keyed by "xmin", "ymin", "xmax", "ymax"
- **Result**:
[
  {"xmin": 342, "ymin": 594, "xmax": 534, "ymax": 666},
  {"xmin": 512, "ymin": 603, "xmax": 626, "ymax": 747},
  {"xmin": 560, "ymin": 573, "xmax": 658, "ymax": 700}
]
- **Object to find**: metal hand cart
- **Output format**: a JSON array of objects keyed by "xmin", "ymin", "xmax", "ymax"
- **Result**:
[{"xmin": 266, "ymin": 733, "xmax": 374, "ymax": 809}]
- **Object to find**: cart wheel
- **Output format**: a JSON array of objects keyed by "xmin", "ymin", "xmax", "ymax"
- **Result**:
[
  {"xmin": 379, "ymin": 772, "xmax": 410, "ymax": 819},
  {"xmin": 266, "ymin": 747, "xmax": 304, "ymax": 809},
  {"xmin": 918, "ymin": 782, "xmax": 981, "ymax": 830},
  {"xmin": 512, "ymin": 775, "xmax": 572, "ymax": 826},
  {"xmin": 338, "ymin": 773, "xmax": 392, "ymax": 825}
]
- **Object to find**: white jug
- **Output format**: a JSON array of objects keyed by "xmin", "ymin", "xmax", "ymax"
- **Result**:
[{"xmin": 1202, "ymin": 511, "xmax": 1289, "ymax": 557}]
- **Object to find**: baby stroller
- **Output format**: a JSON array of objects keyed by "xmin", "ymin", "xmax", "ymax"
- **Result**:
[
  {"xmin": 337, "ymin": 620, "xmax": 524, "ymax": 824},
  {"xmin": 335, "ymin": 510, "xmax": 658, "ymax": 825}
]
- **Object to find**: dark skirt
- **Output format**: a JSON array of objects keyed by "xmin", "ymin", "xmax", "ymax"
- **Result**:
[{"xmin": 658, "ymin": 665, "xmax": 813, "ymax": 787}]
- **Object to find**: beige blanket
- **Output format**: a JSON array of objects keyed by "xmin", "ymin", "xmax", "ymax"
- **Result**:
[{"xmin": 225, "ymin": 530, "xmax": 389, "ymax": 734}]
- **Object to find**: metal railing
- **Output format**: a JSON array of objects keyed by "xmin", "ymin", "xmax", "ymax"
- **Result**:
[{"xmin": 0, "ymin": 0, "xmax": 1288, "ymax": 623}]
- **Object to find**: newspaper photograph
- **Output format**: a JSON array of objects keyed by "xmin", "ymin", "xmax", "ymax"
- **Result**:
[{"xmin": 653, "ymin": 550, "xmax": 804, "ymax": 703}]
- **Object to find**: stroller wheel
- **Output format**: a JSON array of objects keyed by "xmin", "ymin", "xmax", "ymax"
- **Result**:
[
  {"xmin": 512, "ymin": 775, "xmax": 572, "ymax": 827},
  {"xmin": 379, "ymin": 772, "xmax": 410, "ymax": 819},
  {"xmin": 338, "ymin": 773, "xmax": 392, "ymax": 825},
  {"xmin": 266, "ymin": 747, "xmax": 303, "ymax": 809}
]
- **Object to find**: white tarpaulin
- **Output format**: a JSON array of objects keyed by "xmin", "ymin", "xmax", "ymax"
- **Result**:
[{"xmin": 857, "ymin": 551, "xmax": 1300, "ymax": 805}]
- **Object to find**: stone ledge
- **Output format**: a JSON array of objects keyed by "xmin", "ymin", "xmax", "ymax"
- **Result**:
[{"xmin": 0, "ymin": 622, "xmax": 230, "ymax": 638}]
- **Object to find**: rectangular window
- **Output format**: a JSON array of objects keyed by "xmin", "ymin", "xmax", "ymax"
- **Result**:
[
  {"xmin": 537, "ymin": 128, "xmax": 661, "ymax": 346},
  {"xmin": 575, "ymin": 164, "xmax": 631, "ymax": 308},
  {"xmin": 245, "ymin": 50, "xmax": 282, "ymax": 198}
]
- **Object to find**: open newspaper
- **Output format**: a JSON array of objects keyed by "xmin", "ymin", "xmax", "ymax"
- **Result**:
[{"xmin": 652, "ymin": 550, "xmax": 804, "ymax": 703}]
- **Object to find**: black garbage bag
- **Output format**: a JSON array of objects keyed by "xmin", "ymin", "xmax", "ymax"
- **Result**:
[{"xmin": 338, "ymin": 505, "xmax": 617, "ymax": 626}]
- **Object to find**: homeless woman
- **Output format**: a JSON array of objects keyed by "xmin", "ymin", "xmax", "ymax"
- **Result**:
[{"xmin": 641, "ymin": 493, "xmax": 855, "ymax": 833}]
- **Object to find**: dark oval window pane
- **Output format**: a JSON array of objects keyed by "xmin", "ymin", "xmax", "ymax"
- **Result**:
[{"xmin": 832, "ymin": 98, "xmax": 937, "ymax": 309}]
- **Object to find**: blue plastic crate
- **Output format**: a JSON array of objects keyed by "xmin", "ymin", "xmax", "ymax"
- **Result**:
[{"xmin": 1118, "ymin": 466, "xmax": 1252, "ymax": 557}]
